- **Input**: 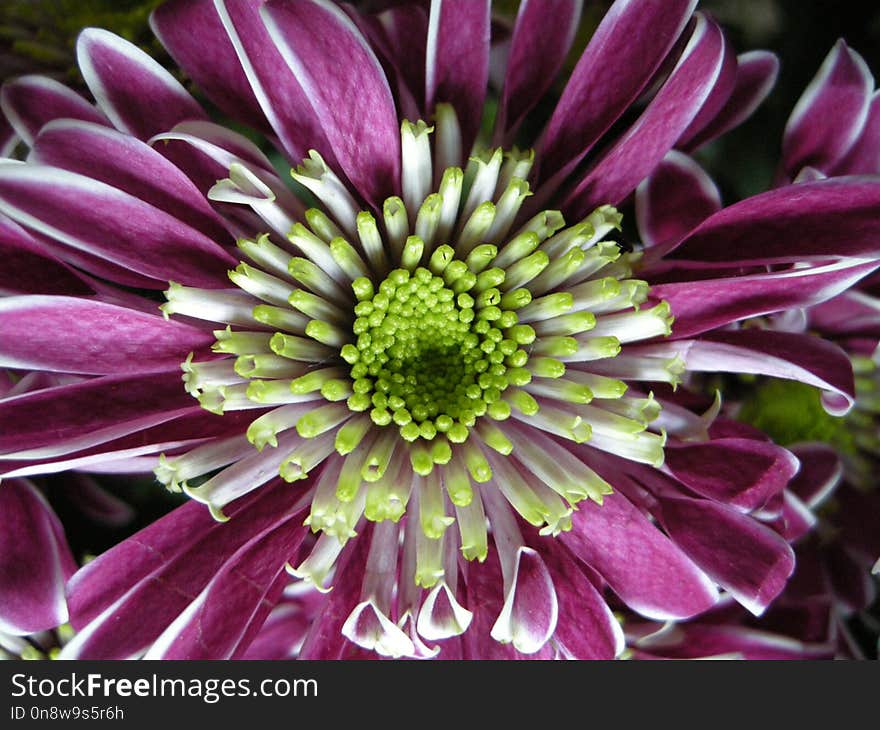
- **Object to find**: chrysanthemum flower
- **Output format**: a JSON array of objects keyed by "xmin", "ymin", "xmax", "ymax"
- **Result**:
[{"xmin": 2, "ymin": 0, "xmax": 879, "ymax": 659}]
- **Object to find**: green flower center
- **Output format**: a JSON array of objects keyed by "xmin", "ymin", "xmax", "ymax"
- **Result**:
[{"xmin": 341, "ymin": 260, "xmax": 531, "ymax": 444}]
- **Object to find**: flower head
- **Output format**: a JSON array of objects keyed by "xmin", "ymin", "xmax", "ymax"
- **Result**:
[{"xmin": 1, "ymin": 0, "xmax": 879, "ymax": 659}]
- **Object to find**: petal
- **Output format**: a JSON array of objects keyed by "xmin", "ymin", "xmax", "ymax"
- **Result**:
[
  {"xmin": 0, "ymin": 164, "xmax": 237, "ymax": 288},
  {"xmin": 563, "ymin": 13, "xmax": 729, "ymax": 215},
  {"xmin": 63, "ymin": 480, "xmax": 308, "ymax": 659},
  {"xmin": 635, "ymin": 150, "xmax": 721, "ymax": 247},
  {"xmin": 656, "ymin": 495, "xmax": 795, "ymax": 615},
  {"xmin": 536, "ymin": 538, "xmax": 624, "ymax": 659},
  {"xmin": 560, "ymin": 489, "xmax": 719, "ymax": 620},
  {"xmin": 832, "ymin": 91, "xmax": 880, "ymax": 175},
  {"xmin": 808, "ymin": 289, "xmax": 880, "ymax": 340},
  {"xmin": 681, "ymin": 50, "xmax": 780, "ymax": 152},
  {"xmin": 262, "ymin": 0, "xmax": 401, "ymax": 206},
  {"xmin": 537, "ymin": 0, "xmax": 697, "ymax": 186},
  {"xmin": 149, "ymin": 0, "xmax": 271, "ymax": 134},
  {"xmin": 0, "ymin": 214, "xmax": 93, "ymax": 296},
  {"xmin": 145, "ymin": 523, "xmax": 307, "ymax": 659},
  {"xmin": 782, "ymin": 40, "xmax": 874, "ymax": 177},
  {"xmin": 683, "ymin": 329, "xmax": 856, "ymax": 415},
  {"xmin": 0, "ymin": 115, "xmax": 18, "ymax": 156},
  {"xmin": 77, "ymin": 28, "xmax": 207, "ymax": 140},
  {"xmin": 662, "ymin": 176, "xmax": 880, "ymax": 264},
  {"xmin": 781, "ymin": 490, "xmax": 818, "ymax": 543},
  {"xmin": 635, "ymin": 622, "xmax": 834, "ymax": 659},
  {"xmin": 496, "ymin": 0, "xmax": 582, "ymax": 140},
  {"xmin": 0, "ymin": 480, "xmax": 75, "ymax": 635},
  {"xmin": 490, "ymin": 546, "xmax": 558, "ymax": 654},
  {"xmin": 787, "ymin": 443, "xmax": 842, "ymax": 508},
  {"xmin": 424, "ymin": 0, "xmax": 491, "ymax": 155},
  {"xmin": 664, "ymin": 438, "xmax": 799, "ymax": 513},
  {"xmin": 461, "ymin": 549, "xmax": 557, "ymax": 659},
  {"xmin": 31, "ymin": 119, "xmax": 231, "ymax": 244},
  {"xmin": 654, "ymin": 258, "xmax": 880, "ymax": 339},
  {"xmin": 0, "ymin": 296, "xmax": 214, "ymax": 375},
  {"xmin": 0, "ymin": 75, "xmax": 108, "ymax": 146},
  {"xmin": 0, "ymin": 370, "xmax": 193, "ymax": 457}
]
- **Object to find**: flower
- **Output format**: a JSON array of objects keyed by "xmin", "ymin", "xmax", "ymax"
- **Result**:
[{"xmin": 1, "ymin": 0, "xmax": 879, "ymax": 660}]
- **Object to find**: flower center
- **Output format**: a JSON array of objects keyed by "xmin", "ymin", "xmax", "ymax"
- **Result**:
[{"xmin": 343, "ymin": 261, "xmax": 530, "ymax": 446}]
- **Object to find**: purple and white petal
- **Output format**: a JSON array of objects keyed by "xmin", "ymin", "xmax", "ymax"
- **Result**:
[
  {"xmin": 787, "ymin": 443, "xmax": 843, "ymax": 508},
  {"xmin": 0, "ymin": 296, "xmax": 214, "ymax": 375},
  {"xmin": 683, "ymin": 329, "xmax": 856, "ymax": 415},
  {"xmin": 31, "ymin": 120, "xmax": 231, "ymax": 244},
  {"xmin": 149, "ymin": 0, "xmax": 272, "ymax": 134},
  {"xmin": 664, "ymin": 437, "xmax": 798, "ymax": 513},
  {"xmin": 782, "ymin": 40, "xmax": 874, "ymax": 177},
  {"xmin": 77, "ymin": 28, "xmax": 206, "ymax": 140},
  {"xmin": 635, "ymin": 150, "xmax": 721, "ymax": 247},
  {"xmin": 560, "ymin": 488, "xmax": 719, "ymax": 620},
  {"xmin": 537, "ymin": 0, "xmax": 697, "ymax": 187},
  {"xmin": 425, "ymin": 0, "xmax": 491, "ymax": 156},
  {"xmin": 682, "ymin": 50, "xmax": 780, "ymax": 152},
  {"xmin": 654, "ymin": 258, "xmax": 880, "ymax": 339},
  {"xmin": 656, "ymin": 495, "xmax": 795, "ymax": 615},
  {"xmin": 0, "ymin": 75, "xmax": 108, "ymax": 147},
  {"xmin": 496, "ymin": 0, "xmax": 581, "ymax": 142},
  {"xmin": 832, "ymin": 91, "xmax": 880, "ymax": 175},
  {"xmin": 262, "ymin": 0, "xmax": 400, "ymax": 206},
  {"xmin": 563, "ymin": 13, "xmax": 728, "ymax": 216},
  {"xmin": 0, "ymin": 480, "xmax": 75, "ymax": 635},
  {"xmin": 0, "ymin": 164, "xmax": 237, "ymax": 288},
  {"xmin": 661, "ymin": 176, "xmax": 880, "ymax": 265},
  {"xmin": 0, "ymin": 215, "xmax": 93, "ymax": 296}
]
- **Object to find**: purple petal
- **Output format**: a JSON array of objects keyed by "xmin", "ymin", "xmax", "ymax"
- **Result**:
[
  {"xmin": 832, "ymin": 91, "xmax": 880, "ymax": 175},
  {"xmin": 0, "ymin": 479, "xmax": 75, "ymax": 635},
  {"xmin": 262, "ymin": 0, "xmax": 400, "ymax": 206},
  {"xmin": 782, "ymin": 40, "xmax": 874, "ymax": 177},
  {"xmin": 0, "ymin": 75, "xmax": 108, "ymax": 146},
  {"xmin": 563, "ymin": 13, "xmax": 729, "ymax": 215},
  {"xmin": 358, "ymin": 4, "xmax": 428, "ymax": 121},
  {"xmin": 31, "ymin": 119, "xmax": 231, "ymax": 244},
  {"xmin": 149, "ymin": 0, "xmax": 271, "ymax": 134},
  {"xmin": 656, "ymin": 495, "xmax": 795, "ymax": 615},
  {"xmin": 654, "ymin": 258, "xmax": 880, "ymax": 339},
  {"xmin": 682, "ymin": 50, "xmax": 780, "ymax": 152},
  {"xmin": 665, "ymin": 437, "xmax": 799, "ymax": 513},
  {"xmin": 0, "ymin": 408, "xmax": 253, "ymax": 479},
  {"xmin": 635, "ymin": 150, "xmax": 720, "ymax": 247},
  {"xmin": 146, "ymin": 523, "xmax": 306, "ymax": 659},
  {"xmin": 661, "ymin": 177, "xmax": 880, "ymax": 264},
  {"xmin": 675, "ymin": 26, "xmax": 738, "ymax": 150},
  {"xmin": 560, "ymin": 489, "xmax": 719, "ymax": 620},
  {"xmin": 0, "ymin": 164, "xmax": 237, "ymax": 288},
  {"xmin": 496, "ymin": 0, "xmax": 581, "ymax": 141},
  {"xmin": 537, "ymin": 0, "xmax": 697, "ymax": 186},
  {"xmin": 77, "ymin": 28, "xmax": 207, "ymax": 140},
  {"xmin": 0, "ymin": 370, "xmax": 194, "ymax": 457},
  {"xmin": 808, "ymin": 289, "xmax": 880, "ymax": 341},
  {"xmin": 536, "ymin": 538, "xmax": 624, "ymax": 659},
  {"xmin": 635, "ymin": 622, "xmax": 833, "ymax": 659},
  {"xmin": 787, "ymin": 443, "xmax": 842, "ymax": 508},
  {"xmin": 0, "ymin": 296, "xmax": 213, "ymax": 375},
  {"xmin": 0, "ymin": 214, "xmax": 93, "ymax": 296},
  {"xmin": 490, "ymin": 546, "xmax": 557, "ymax": 654},
  {"xmin": 425, "ymin": 0, "xmax": 490, "ymax": 156},
  {"xmin": 684, "ymin": 329, "xmax": 856, "ymax": 415},
  {"xmin": 63, "ymin": 480, "xmax": 309, "ymax": 659},
  {"xmin": 461, "ymin": 550, "xmax": 557, "ymax": 659}
]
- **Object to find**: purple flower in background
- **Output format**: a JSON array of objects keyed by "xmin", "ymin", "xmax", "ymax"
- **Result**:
[{"xmin": 1, "ymin": 0, "xmax": 879, "ymax": 659}]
